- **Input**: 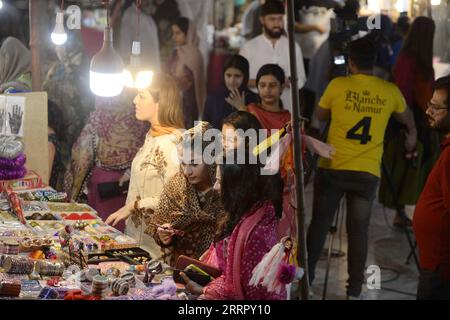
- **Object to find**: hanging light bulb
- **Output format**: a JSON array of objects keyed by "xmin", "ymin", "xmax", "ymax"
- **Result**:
[
  {"xmin": 51, "ymin": 11, "xmax": 68, "ymax": 45},
  {"xmin": 0, "ymin": 1, "xmax": 3, "ymax": 10},
  {"xmin": 90, "ymin": 26, "xmax": 124, "ymax": 97},
  {"xmin": 122, "ymin": 1, "xmax": 153, "ymax": 90},
  {"xmin": 123, "ymin": 41, "xmax": 154, "ymax": 89}
]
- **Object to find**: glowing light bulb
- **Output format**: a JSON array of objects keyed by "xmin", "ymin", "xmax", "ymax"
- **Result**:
[
  {"xmin": 51, "ymin": 11, "xmax": 67, "ymax": 45},
  {"xmin": 0, "ymin": 1, "xmax": 3, "ymax": 10},
  {"xmin": 123, "ymin": 41, "xmax": 153, "ymax": 89},
  {"xmin": 431, "ymin": 0, "xmax": 441, "ymax": 5}
]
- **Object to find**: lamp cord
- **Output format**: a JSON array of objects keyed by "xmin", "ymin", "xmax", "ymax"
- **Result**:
[
  {"xmin": 106, "ymin": 0, "xmax": 110, "ymax": 28},
  {"xmin": 60, "ymin": 0, "xmax": 64, "ymax": 11},
  {"xmin": 136, "ymin": 0, "xmax": 141, "ymax": 41}
]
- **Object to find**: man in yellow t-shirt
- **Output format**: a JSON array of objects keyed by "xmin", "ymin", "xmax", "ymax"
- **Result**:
[{"xmin": 307, "ymin": 37, "xmax": 417, "ymax": 299}]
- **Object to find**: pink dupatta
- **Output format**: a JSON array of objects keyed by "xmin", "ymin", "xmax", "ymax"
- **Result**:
[{"xmin": 202, "ymin": 201, "xmax": 271, "ymax": 300}]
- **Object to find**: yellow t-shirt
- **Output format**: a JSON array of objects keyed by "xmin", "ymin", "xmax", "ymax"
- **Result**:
[{"xmin": 318, "ymin": 74, "xmax": 406, "ymax": 177}]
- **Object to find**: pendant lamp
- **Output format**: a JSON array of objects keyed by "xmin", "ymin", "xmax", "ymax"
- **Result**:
[
  {"xmin": 123, "ymin": 1, "xmax": 153, "ymax": 90},
  {"xmin": 51, "ymin": 11, "xmax": 68, "ymax": 45},
  {"xmin": 89, "ymin": 1, "xmax": 124, "ymax": 97}
]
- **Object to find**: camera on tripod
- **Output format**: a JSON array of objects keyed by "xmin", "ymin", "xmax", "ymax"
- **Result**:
[{"xmin": 328, "ymin": 7, "xmax": 368, "ymax": 78}]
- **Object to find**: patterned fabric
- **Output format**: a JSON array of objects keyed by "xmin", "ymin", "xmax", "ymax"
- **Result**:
[
  {"xmin": 145, "ymin": 122, "xmax": 225, "ymax": 266},
  {"xmin": 64, "ymin": 92, "xmax": 149, "ymax": 202},
  {"xmin": 146, "ymin": 172, "xmax": 225, "ymax": 266},
  {"xmin": 43, "ymin": 31, "xmax": 94, "ymax": 190},
  {"xmin": 201, "ymin": 201, "xmax": 287, "ymax": 300},
  {"xmin": 125, "ymin": 132, "xmax": 181, "ymax": 258}
]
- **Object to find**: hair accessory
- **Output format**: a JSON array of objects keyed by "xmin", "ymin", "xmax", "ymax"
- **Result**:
[{"xmin": 250, "ymin": 237, "xmax": 304, "ymax": 294}]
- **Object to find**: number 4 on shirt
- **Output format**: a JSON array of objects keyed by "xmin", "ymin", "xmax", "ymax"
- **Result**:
[{"xmin": 346, "ymin": 117, "xmax": 372, "ymax": 145}]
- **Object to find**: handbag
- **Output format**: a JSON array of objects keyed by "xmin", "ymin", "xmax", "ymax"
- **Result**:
[
  {"xmin": 97, "ymin": 181, "xmax": 129, "ymax": 200},
  {"xmin": 173, "ymin": 255, "xmax": 222, "ymax": 286}
]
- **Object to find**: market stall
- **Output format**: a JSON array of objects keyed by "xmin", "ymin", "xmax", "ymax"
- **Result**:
[{"xmin": 0, "ymin": 174, "xmax": 193, "ymax": 300}]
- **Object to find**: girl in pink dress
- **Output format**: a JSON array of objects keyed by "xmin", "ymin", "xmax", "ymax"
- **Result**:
[{"xmin": 181, "ymin": 151, "xmax": 286, "ymax": 300}]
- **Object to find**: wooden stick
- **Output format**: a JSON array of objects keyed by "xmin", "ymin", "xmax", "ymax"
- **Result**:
[{"xmin": 29, "ymin": 0, "xmax": 42, "ymax": 91}]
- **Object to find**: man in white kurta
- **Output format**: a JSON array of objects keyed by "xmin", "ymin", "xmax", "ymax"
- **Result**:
[{"xmin": 239, "ymin": 0, "xmax": 306, "ymax": 113}]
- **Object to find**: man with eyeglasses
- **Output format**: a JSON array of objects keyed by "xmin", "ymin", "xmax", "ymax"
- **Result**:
[{"xmin": 413, "ymin": 75, "xmax": 450, "ymax": 300}]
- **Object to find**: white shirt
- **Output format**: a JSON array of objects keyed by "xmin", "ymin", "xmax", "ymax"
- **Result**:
[
  {"xmin": 239, "ymin": 34, "xmax": 307, "ymax": 113},
  {"xmin": 125, "ymin": 133, "xmax": 180, "ymax": 258},
  {"xmin": 294, "ymin": 6, "xmax": 333, "ymax": 59}
]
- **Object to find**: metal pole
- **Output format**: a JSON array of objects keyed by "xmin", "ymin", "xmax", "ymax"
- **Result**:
[
  {"xmin": 286, "ymin": 0, "xmax": 309, "ymax": 300},
  {"xmin": 29, "ymin": 0, "xmax": 42, "ymax": 91},
  {"xmin": 426, "ymin": 0, "xmax": 432, "ymax": 18}
]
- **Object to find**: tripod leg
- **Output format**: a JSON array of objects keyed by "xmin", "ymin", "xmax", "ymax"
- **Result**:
[
  {"xmin": 397, "ymin": 208, "xmax": 421, "ymax": 272},
  {"xmin": 322, "ymin": 230, "xmax": 336, "ymax": 300},
  {"xmin": 381, "ymin": 162, "xmax": 421, "ymax": 272},
  {"xmin": 322, "ymin": 204, "xmax": 341, "ymax": 300},
  {"xmin": 406, "ymin": 241, "xmax": 418, "ymax": 265}
]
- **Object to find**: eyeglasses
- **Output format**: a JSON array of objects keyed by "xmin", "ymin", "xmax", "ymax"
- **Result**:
[{"xmin": 427, "ymin": 101, "xmax": 448, "ymax": 111}]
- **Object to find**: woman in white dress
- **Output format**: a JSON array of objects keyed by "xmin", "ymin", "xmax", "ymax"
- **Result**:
[{"xmin": 106, "ymin": 73, "xmax": 185, "ymax": 259}]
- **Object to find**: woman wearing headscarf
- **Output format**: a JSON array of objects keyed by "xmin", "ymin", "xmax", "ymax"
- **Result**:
[
  {"xmin": 147, "ymin": 0, "xmax": 181, "ymax": 64},
  {"xmin": 105, "ymin": 74, "xmax": 185, "ymax": 258},
  {"xmin": 167, "ymin": 17, "xmax": 206, "ymax": 128},
  {"xmin": 0, "ymin": 37, "xmax": 31, "ymax": 94},
  {"xmin": 146, "ymin": 121, "xmax": 226, "ymax": 266},
  {"xmin": 43, "ymin": 31, "xmax": 94, "ymax": 191},
  {"xmin": 64, "ymin": 90, "xmax": 149, "ymax": 233},
  {"xmin": 203, "ymin": 55, "xmax": 259, "ymax": 129}
]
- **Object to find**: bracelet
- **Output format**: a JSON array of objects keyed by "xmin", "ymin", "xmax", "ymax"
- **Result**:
[{"xmin": 0, "ymin": 154, "xmax": 26, "ymax": 169}]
